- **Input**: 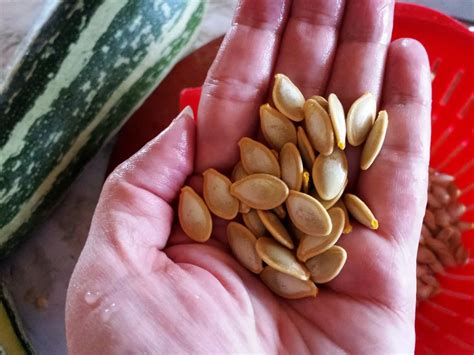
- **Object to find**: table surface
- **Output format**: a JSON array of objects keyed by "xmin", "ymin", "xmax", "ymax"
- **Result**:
[{"xmin": 0, "ymin": 1, "xmax": 471, "ymax": 354}]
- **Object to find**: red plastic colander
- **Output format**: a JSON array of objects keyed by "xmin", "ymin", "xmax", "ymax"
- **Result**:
[{"xmin": 179, "ymin": 3, "xmax": 474, "ymax": 354}]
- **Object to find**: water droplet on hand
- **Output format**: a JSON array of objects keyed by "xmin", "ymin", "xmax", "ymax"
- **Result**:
[
  {"xmin": 84, "ymin": 291, "xmax": 101, "ymax": 305},
  {"xmin": 101, "ymin": 303, "xmax": 116, "ymax": 323}
]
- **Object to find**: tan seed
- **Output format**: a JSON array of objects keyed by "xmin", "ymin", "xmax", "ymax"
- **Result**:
[
  {"xmin": 312, "ymin": 179, "xmax": 347, "ymax": 210},
  {"xmin": 230, "ymin": 173, "xmax": 289, "ymax": 210},
  {"xmin": 256, "ymin": 237, "xmax": 310, "ymax": 280},
  {"xmin": 227, "ymin": 222, "xmax": 263, "ymax": 274},
  {"xmin": 203, "ymin": 168, "xmax": 239, "ymax": 220},
  {"xmin": 334, "ymin": 200, "xmax": 352, "ymax": 234},
  {"xmin": 279, "ymin": 142, "xmax": 304, "ymax": 191},
  {"xmin": 178, "ymin": 186, "xmax": 212, "ymax": 242},
  {"xmin": 239, "ymin": 137, "xmax": 281, "ymax": 177},
  {"xmin": 312, "ymin": 148, "xmax": 348, "ymax": 200},
  {"xmin": 297, "ymin": 207, "xmax": 345, "ymax": 262},
  {"xmin": 297, "ymin": 127, "xmax": 316, "ymax": 169},
  {"xmin": 346, "ymin": 92, "xmax": 376, "ymax": 146},
  {"xmin": 360, "ymin": 110, "xmax": 388, "ymax": 170},
  {"xmin": 242, "ymin": 209, "xmax": 267, "ymax": 237},
  {"xmin": 286, "ymin": 190, "xmax": 332, "ymax": 236},
  {"xmin": 288, "ymin": 221, "xmax": 306, "ymax": 241},
  {"xmin": 310, "ymin": 95, "xmax": 329, "ymax": 112},
  {"xmin": 273, "ymin": 205, "xmax": 287, "ymax": 219},
  {"xmin": 302, "ymin": 170, "xmax": 310, "ymax": 194},
  {"xmin": 240, "ymin": 202, "xmax": 251, "ymax": 214},
  {"xmin": 272, "ymin": 73, "xmax": 305, "ymax": 122},
  {"xmin": 231, "ymin": 161, "xmax": 248, "ymax": 182},
  {"xmin": 305, "ymin": 245, "xmax": 347, "ymax": 283},
  {"xmin": 328, "ymin": 93, "xmax": 346, "ymax": 150},
  {"xmin": 260, "ymin": 266, "xmax": 318, "ymax": 299},
  {"xmin": 304, "ymin": 98, "xmax": 335, "ymax": 156},
  {"xmin": 343, "ymin": 193, "xmax": 379, "ymax": 230},
  {"xmin": 260, "ymin": 103, "xmax": 298, "ymax": 150},
  {"xmin": 257, "ymin": 210, "xmax": 294, "ymax": 249}
]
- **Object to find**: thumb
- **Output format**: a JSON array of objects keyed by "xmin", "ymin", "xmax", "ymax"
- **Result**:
[{"xmin": 92, "ymin": 106, "xmax": 196, "ymax": 251}]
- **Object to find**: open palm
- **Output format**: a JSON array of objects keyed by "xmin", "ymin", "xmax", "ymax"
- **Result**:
[{"xmin": 66, "ymin": 0, "xmax": 432, "ymax": 353}]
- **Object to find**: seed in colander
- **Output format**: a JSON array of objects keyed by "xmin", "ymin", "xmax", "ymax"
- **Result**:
[
  {"xmin": 328, "ymin": 93, "xmax": 346, "ymax": 150},
  {"xmin": 272, "ymin": 74, "xmax": 305, "ymax": 122},
  {"xmin": 304, "ymin": 98, "xmax": 335, "ymax": 156},
  {"xmin": 343, "ymin": 193, "xmax": 379, "ymax": 230},
  {"xmin": 312, "ymin": 148, "xmax": 348, "ymax": 201},
  {"xmin": 346, "ymin": 92, "xmax": 376, "ymax": 146},
  {"xmin": 310, "ymin": 95, "xmax": 329, "ymax": 112},
  {"xmin": 297, "ymin": 207, "xmax": 345, "ymax": 262},
  {"xmin": 260, "ymin": 266, "xmax": 318, "ymax": 299},
  {"xmin": 203, "ymin": 168, "xmax": 239, "ymax": 220},
  {"xmin": 286, "ymin": 190, "xmax": 332, "ymax": 237},
  {"xmin": 239, "ymin": 137, "xmax": 281, "ymax": 177},
  {"xmin": 360, "ymin": 110, "xmax": 388, "ymax": 170},
  {"xmin": 256, "ymin": 237, "xmax": 310, "ymax": 280},
  {"xmin": 178, "ymin": 186, "xmax": 212, "ymax": 242},
  {"xmin": 257, "ymin": 210, "xmax": 294, "ymax": 249},
  {"xmin": 305, "ymin": 245, "xmax": 347, "ymax": 283},
  {"xmin": 230, "ymin": 173, "xmax": 289, "ymax": 210},
  {"xmin": 260, "ymin": 103, "xmax": 298, "ymax": 150},
  {"xmin": 279, "ymin": 142, "xmax": 304, "ymax": 191},
  {"xmin": 242, "ymin": 209, "xmax": 267, "ymax": 237},
  {"xmin": 297, "ymin": 126, "xmax": 316, "ymax": 169},
  {"xmin": 227, "ymin": 222, "xmax": 263, "ymax": 274}
]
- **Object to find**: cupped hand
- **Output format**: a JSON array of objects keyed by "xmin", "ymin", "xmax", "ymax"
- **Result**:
[{"xmin": 66, "ymin": 0, "xmax": 431, "ymax": 353}]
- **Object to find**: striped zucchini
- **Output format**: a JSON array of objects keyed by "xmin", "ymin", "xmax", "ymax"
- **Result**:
[{"xmin": 0, "ymin": 0, "xmax": 205, "ymax": 257}]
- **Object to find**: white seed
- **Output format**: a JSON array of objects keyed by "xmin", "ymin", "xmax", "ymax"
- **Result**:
[
  {"xmin": 304, "ymin": 98, "xmax": 335, "ymax": 156},
  {"xmin": 312, "ymin": 148, "xmax": 348, "ymax": 200},
  {"xmin": 328, "ymin": 93, "xmax": 346, "ymax": 150},
  {"xmin": 231, "ymin": 173, "xmax": 289, "ymax": 210},
  {"xmin": 297, "ymin": 207, "xmax": 345, "ymax": 262},
  {"xmin": 360, "ymin": 110, "xmax": 388, "ymax": 170},
  {"xmin": 279, "ymin": 142, "xmax": 304, "ymax": 191},
  {"xmin": 227, "ymin": 222, "xmax": 263, "ymax": 274},
  {"xmin": 343, "ymin": 193, "xmax": 379, "ymax": 230},
  {"xmin": 312, "ymin": 179, "xmax": 347, "ymax": 210},
  {"xmin": 297, "ymin": 127, "xmax": 316, "ymax": 169},
  {"xmin": 257, "ymin": 210, "xmax": 294, "ymax": 249},
  {"xmin": 310, "ymin": 95, "xmax": 329, "ymax": 112},
  {"xmin": 239, "ymin": 137, "xmax": 281, "ymax": 177},
  {"xmin": 203, "ymin": 168, "xmax": 239, "ymax": 220},
  {"xmin": 178, "ymin": 186, "xmax": 212, "ymax": 242},
  {"xmin": 272, "ymin": 74, "xmax": 305, "ymax": 122},
  {"xmin": 242, "ymin": 209, "xmax": 267, "ymax": 237},
  {"xmin": 256, "ymin": 237, "xmax": 310, "ymax": 280},
  {"xmin": 346, "ymin": 92, "xmax": 376, "ymax": 146},
  {"xmin": 305, "ymin": 245, "xmax": 347, "ymax": 283},
  {"xmin": 286, "ymin": 190, "xmax": 332, "ymax": 236},
  {"xmin": 260, "ymin": 266, "xmax": 318, "ymax": 299},
  {"xmin": 260, "ymin": 103, "xmax": 298, "ymax": 150}
]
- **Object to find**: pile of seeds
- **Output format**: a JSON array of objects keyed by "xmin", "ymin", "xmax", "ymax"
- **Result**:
[
  {"xmin": 417, "ymin": 168, "xmax": 471, "ymax": 301},
  {"xmin": 178, "ymin": 74, "xmax": 388, "ymax": 299}
]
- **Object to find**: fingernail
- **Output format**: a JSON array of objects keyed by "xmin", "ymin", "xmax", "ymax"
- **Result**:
[{"xmin": 179, "ymin": 105, "xmax": 194, "ymax": 120}]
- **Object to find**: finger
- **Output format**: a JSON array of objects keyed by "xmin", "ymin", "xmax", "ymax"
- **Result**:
[
  {"xmin": 326, "ymin": 0, "xmax": 394, "ymax": 108},
  {"xmin": 196, "ymin": 0, "xmax": 290, "ymax": 173},
  {"xmin": 92, "ymin": 108, "xmax": 196, "ymax": 252},
  {"xmin": 358, "ymin": 38, "xmax": 431, "ymax": 249},
  {"xmin": 271, "ymin": 0, "xmax": 346, "ymax": 97}
]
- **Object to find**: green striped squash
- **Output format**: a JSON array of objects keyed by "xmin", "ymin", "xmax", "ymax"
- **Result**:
[{"xmin": 0, "ymin": 0, "xmax": 205, "ymax": 257}]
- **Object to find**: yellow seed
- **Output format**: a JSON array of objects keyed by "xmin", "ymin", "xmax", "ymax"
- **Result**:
[
  {"xmin": 297, "ymin": 127, "xmax": 316, "ymax": 169},
  {"xmin": 230, "ymin": 173, "xmax": 289, "ymax": 210},
  {"xmin": 286, "ymin": 190, "xmax": 332, "ymax": 236},
  {"xmin": 242, "ymin": 209, "xmax": 267, "ymax": 237},
  {"xmin": 312, "ymin": 148, "xmax": 348, "ymax": 200},
  {"xmin": 334, "ymin": 200, "xmax": 352, "ymax": 234},
  {"xmin": 346, "ymin": 92, "xmax": 376, "ymax": 146},
  {"xmin": 305, "ymin": 245, "xmax": 347, "ymax": 283},
  {"xmin": 343, "ymin": 193, "xmax": 378, "ymax": 230},
  {"xmin": 178, "ymin": 186, "xmax": 212, "ymax": 242},
  {"xmin": 260, "ymin": 266, "xmax": 318, "ymax": 299},
  {"xmin": 260, "ymin": 103, "xmax": 298, "ymax": 150},
  {"xmin": 328, "ymin": 93, "xmax": 346, "ymax": 150},
  {"xmin": 304, "ymin": 98, "xmax": 335, "ymax": 156},
  {"xmin": 257, "ymin": 210, "xmax": 294, "ymax": 249},
  {"xmin": 297, "ymin": 208, "xmax": 345, "ymax": 262},
  {"xmin": 279, "ymin": 142, "xmax": 304, "ymax": 191},
  {"xmin": 302, "ymin": 170, "xmax": 310, "ymax": 194},
  {"xmin": 203, "ymin": 168, "xmax": 239, "ymax": 220},
  {"xmin": 310, "ymin": 95, "xmax": 329, "ymax": 112},
  {"xmin": 227, "ymin": 222, "xmax": 263, "ymax": 274},
  {"xmin": 272, "ymin": 74, "xmax": 305, "ymax": 122},
  {"xmin": 360, "ymin": 110, "xmax": 388, "ymax": 170},
  {"xmin": 239, "ymin": 137, "xmax": 281, "ymax": 177},
  {"xmin": 256, "ymin": 237, "xmax": 310, "ymax": 280}
]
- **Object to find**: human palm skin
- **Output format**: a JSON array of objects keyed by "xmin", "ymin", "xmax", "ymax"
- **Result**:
[{"xmin": 66, "ymin": 0, "xmax": 431, "ymax": 353}]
